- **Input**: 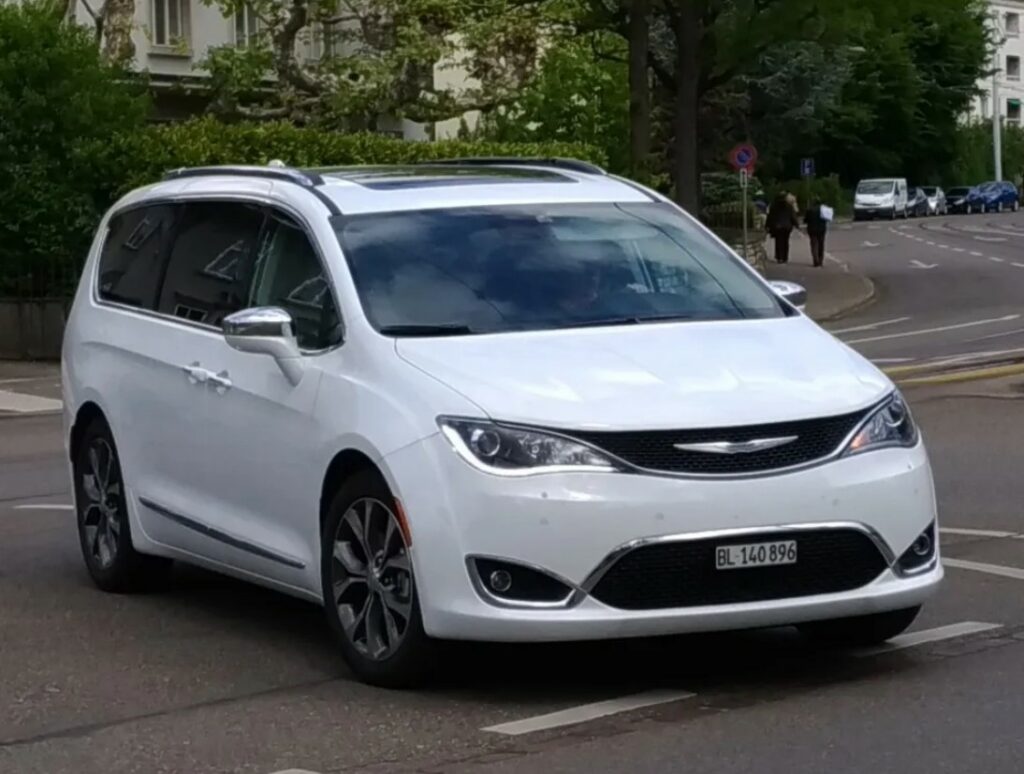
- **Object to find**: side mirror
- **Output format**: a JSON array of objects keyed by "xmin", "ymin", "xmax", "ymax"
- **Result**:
[
  {"xmin": 223, "ymin": 307, "xmax": 304, "ymax": 385},
  {"xmin": 768, "ymin": 280, "xmax": 807, "ymax": 310}
]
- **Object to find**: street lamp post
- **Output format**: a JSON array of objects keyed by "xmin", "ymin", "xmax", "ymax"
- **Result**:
[{"xmin": 993, "ymin": 14, "xmax": 1005, "ymax": 181}]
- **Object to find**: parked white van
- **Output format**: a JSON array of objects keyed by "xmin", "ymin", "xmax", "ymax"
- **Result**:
[{"xmin": 853, "ymin": 178, "xmax": 909, "ymax": 221}]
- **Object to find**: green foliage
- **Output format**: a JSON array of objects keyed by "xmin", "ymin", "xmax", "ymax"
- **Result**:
[
  {"xmin": 0, "ymin": 1, "xmax": 149, "ymax": 298},
  {"xmin": 472, "ymin": 34, "xmax": 631, "ymax": 173},
  {"xmin": 100, "ymin": 117, "xmax": 606, "ymax": 196},
  {"xmin": 767, "ymin": 176, "xmax": 843, "ymax": 214},
  {"xmin": 949, "ymin": 121, "xmax": 1024, "ymax": 186}
]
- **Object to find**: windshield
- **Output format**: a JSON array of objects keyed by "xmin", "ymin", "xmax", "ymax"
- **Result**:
[
  {"xmin": 857, "ymin": 181, "xmax": 895, "ymax": 195},
  {"xmin": 333, "ymin": 203, "xmax": 787, "ymax": 336},
  {"xmin": 921, "ymin": 187, "xmax": 937, "ymax": 196}
]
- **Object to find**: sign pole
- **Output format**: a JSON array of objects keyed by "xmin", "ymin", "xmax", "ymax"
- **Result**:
[{"xmin": 740, "ymin": 167, "xmax": 749, "ymax": 263}]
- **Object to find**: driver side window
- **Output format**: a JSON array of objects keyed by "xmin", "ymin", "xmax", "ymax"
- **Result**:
[{"xmin": 249, "ymin": 211, "xmax": 342, "ymax": 350}]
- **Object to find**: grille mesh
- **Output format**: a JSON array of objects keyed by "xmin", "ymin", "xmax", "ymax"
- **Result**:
[
  {"xmin": 573, "ymin": 408, "xmax": 870, "ymax": 475},
  {"xmin": 589, "ymin": 529, "xmax": 889, "ymax": 611}
]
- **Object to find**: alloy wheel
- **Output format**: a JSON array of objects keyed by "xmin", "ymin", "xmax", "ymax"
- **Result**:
[
  {"xmin": 330, "ymin": 498, "xmax": 413, "ymax": 661},
  {"xmin": 80, "ymin": 438, "xmax": 123, "ymax": 569}
]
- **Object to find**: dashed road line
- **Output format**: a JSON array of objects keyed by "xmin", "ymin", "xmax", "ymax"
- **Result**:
[
  {"xmin": 989, "ymin": 256, "xmax": 1005, "ymax": 262},
  {"xmin": 1012, "ymin": 262, "xmax": 1024, "ymax": 269},
  {"xmin": 482, "ymin": 689, "xmax": 697, "ymax": 736},
  {"xmin": 953, "ymin": 247, "xmax": 965, "ymax": 252},
  {"xmin": 944, "ymin": 559, "xmax": 1024, "ymax": 582},
  {"xmin": 854, "ymin": 622, "xmax": 1003, "ymax": 657},
  {"xmin": 830, "ymin": 316, "xmax": 911, "ymax": 335},
  {"xmin": 941, "ymin": 526, "xmax": 1020, "ymax": 539},
  {"xmin": 971, "ymin": 251, "xmax": 984, "ymax": 256},
  {"xmin": 845, "ymin": 315, "xmax": 1020, "ymax": 345}
]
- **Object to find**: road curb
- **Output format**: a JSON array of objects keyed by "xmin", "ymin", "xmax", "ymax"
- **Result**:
[
  {"xmin": 895, "ymin": 362, "xmax": 1024, "ymax": 387},
  {"xmin": 812, "ymin": 271, "xmax": 877, "ymax": 323}
]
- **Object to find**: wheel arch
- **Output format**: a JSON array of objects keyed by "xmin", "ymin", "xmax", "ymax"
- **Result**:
[
  {"xmin": 319, "ymin": 448, "xmax": 385, "ymax": 536},
  {"xmin": 69, "ymin": 401, "xmax": 108, "ymax": 462}
]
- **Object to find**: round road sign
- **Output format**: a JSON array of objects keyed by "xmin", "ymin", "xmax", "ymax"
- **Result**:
[{"xmin": 729, "ymin": 143, "xmax": 758, "ymax": 171}]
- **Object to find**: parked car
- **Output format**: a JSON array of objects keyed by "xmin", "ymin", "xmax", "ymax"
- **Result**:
[
  {"xmin": 920, "ymin": 186, "xmax": 947, "ymax": 216},
  {"xmin": 63, "ymin": 160, "xmax": 941, "ymax": 687},
  {"xmin": 967, "ymin": 181, "xmax": 1020, "ymax": 213},
  {"xmin": 907, "ymin": 188, "xmax": 930, "ymax": 217},
  {"xmin": 853, "ymin": 178, "xmax": 909, "ymax": 220},
  {"xmin": 945, "ymin": 186, "xmax": 974, "ymax": 214}
]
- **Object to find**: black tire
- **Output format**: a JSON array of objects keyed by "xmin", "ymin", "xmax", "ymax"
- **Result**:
[
  {"xmin": 322, "ymin": 469, "xmax": 435, "ymax": 688},
  {"xmin": 73, "ymin": 417, "xmax": 172, "ymax": 592},
  {"xmin": 798, "ymin": 606, "xmax": 921, "ymax": 647}
]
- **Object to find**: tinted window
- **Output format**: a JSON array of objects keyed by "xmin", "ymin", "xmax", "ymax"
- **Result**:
[
  {"xmin": 334, "ymin": 203, "xmax": 785, "ymax": 337},
  {"xmin": 157, "ymin": 202, "xmax": 264, "ymax": 327},
  {"xmin": 249, "ymin": 212, "xmax": 341, "ymax": 350},
  {"xmin": 857, "ymin": 181, "xmax": 894, "ymax": 194},
  {"xmin": 97, "ymin": 205, "xmax": 175, "ymax": 309}
]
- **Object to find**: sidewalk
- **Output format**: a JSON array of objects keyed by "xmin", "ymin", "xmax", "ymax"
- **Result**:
[
  {"xmin": 0, "ymin": 361, "xmax": 62, "ymax": 417},
  {"xmin": 763, "ymin": 233, "xmax": 875, "ymax": 322}
]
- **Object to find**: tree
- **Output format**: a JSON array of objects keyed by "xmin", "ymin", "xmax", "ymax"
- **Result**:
[
  {"xmin": 198, "ymin": 0, "xmax": 545, "ymax": 129},
  {"xmin": 0, "ymin": 1, "xmax": 148, "ymax": 296}
]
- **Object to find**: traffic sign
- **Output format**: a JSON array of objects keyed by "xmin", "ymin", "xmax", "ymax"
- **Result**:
[
  {"xmin": 800, "ymin": 158, "xmax": 815, "ymax": 178},
  {"xmin": 729, "ymin": 143, "xmax": 758, "ymax": 172}
]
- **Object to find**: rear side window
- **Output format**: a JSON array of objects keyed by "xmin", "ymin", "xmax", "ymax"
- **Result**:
[
  {"xmin": 97, "ymin": 205, "xmax": 175, "ymax": 309},
  {"xmin": 249, "ymin": 212, "xmax": 341, "ymax": 350},
  {"xmin": 156, "ymin": 201, "xmax": 265, "ymax": 327}
]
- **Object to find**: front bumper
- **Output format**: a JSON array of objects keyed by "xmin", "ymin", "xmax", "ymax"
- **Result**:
[{"xmin": 384, "ymin": 434, "xmax": 941, "ymax": 642}]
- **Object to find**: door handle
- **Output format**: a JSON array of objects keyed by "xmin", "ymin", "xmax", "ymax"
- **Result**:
[
  {"xmin": 182, "ymin": 363, "xmax": 210, "ymax": 384},
  {"xmin": 208, "ymin": 370, "xmax": 233, "ymax": 394}
]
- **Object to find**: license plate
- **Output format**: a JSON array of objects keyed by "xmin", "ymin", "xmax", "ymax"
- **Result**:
[{"xmin": 715, "ymin": 540, "xmax": 797, "ymax": 570}]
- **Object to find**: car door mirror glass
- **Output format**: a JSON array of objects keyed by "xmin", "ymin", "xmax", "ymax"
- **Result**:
[{"xmin": 223, "ymin": 307, "xmax": 304, "ymax": 385}]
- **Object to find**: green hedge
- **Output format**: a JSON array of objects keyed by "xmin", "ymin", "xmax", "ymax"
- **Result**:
[
  {"xmin": 14, "ymin": 118, "xmax": 604, "ymax": 298},
  {"xmin": 767, "ymin": 175, "xmax": 843, "ymax": 214},
  {"xmin": 98, "ymin": 117, "xmax": 608, "ymax": 200}
]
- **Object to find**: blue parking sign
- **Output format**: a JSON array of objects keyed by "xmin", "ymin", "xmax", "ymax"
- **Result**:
[{"xmin": 801, "ymin": 158, "xmax": 815, "ymax": 178}]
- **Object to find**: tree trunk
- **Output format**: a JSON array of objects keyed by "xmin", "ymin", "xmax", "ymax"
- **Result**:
[
  {"xmin": 672, "ymin": 1, "xmax": 702, "ymax": 214},
  {"xmin": 101, "ymin": 0, "xmax": 135, "ymax": 65},
  {"xmin": 628, "ymin": 0, "xmax": 650, "ymax": 176}
]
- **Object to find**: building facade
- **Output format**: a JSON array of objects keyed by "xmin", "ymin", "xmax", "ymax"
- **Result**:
[
  {"xmin": 972, "ymin": 0, "xmax": 1024, "ymax": 126},
  {"xmin": 66, "ymin": 0, "xmax": 472, "ymax": 139}
]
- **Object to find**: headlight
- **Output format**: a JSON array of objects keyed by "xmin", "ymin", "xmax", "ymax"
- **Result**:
[
  {"xmin": 438, "ymin": 417, "xmax": 620, "ymax": 475},
  {"xmin": 843, "ymin": 393, "xmax": 918, "ymax": 456}
]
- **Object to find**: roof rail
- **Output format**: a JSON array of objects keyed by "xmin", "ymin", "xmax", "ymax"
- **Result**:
[
  {"xmin": 163, "ymin": 165, "xmax": 326, "ymax": 187},
  {"xmin": 422, "ymin": 157, "xmax": 607, "ymax": 176}
]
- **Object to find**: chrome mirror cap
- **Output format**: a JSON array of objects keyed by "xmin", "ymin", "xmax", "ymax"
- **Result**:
[
  {"xmin": 768, "ymin": 280, "xmax": 808, "ymax": 310},
  {"xmin": 223, "ymin": 307, "xmax": 304, "ymax": 385}
]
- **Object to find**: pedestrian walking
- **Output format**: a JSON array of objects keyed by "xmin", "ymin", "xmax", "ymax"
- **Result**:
[
  {"xmin": 766, "ymin": 191, "xmax": 800, "ymax": 263},
  {"xmin": 804, "ymin": 197, "xmax": 829, "ymax": 267}
]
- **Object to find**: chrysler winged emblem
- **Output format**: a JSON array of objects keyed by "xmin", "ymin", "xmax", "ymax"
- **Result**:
[{"xmin": 673, "ymin": 436, "xmax": 798, "ymax": 455}]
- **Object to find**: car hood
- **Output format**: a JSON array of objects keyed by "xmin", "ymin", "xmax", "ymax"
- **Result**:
[{"xmin": 396, "ymin": 317, "xmax": 891, "ymax": 430}]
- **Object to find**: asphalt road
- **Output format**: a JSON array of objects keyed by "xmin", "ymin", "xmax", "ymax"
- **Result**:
[
  {"xmin": 822, "ymin": 210, "xmax": 1024, "ymax": 366},
  {"xmin": 2, "ymin": 379, "xmax": 1024, "ymax": 774}
]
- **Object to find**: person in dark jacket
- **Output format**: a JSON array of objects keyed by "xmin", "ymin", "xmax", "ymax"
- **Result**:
[
  {"xmin": 804, "ymin": 197, "xmax": 828, "ymax": 267},
  {"xmin": 766, "ymin": 192, "xmax": 800, "ymax": 263}
]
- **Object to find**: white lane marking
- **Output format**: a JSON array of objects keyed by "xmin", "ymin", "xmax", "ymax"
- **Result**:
[
  {"xmin": 830, "ymin": 316, "xmax": 912, "ymax": 335},
  {"xmin": 975, "ymin": 236, "xmax": 1007, "ymax": 242},
  {"xmin": 0, "ymin": 390, "xmax": 63, "ymax": 414},
  {"xmin": 953, "ymin": 247, "xmax": 966, "ymax": 252},
  {"xmin": 989, "ymin": 256, "xmax": 1005, "ymax": 262},
  {"xmin": 910, "ymin": 260, "xmax": 937, "ymax": 269},
  {"xmin": 862, "ymin": 241, "xmax": 880, "ymax": 248},
  {"xmin": 944, "ymin": 559, "xmax": 1024, "ymax": 581},
  {"xmin": 1012, "ymin": 262, "xmax": 1024, "ymax": 269},
  {"xmin": 965, "ymin": 327, "xmax": 1024, "ymax": 343},
  {"xmin": 482, "ymin": 689, "xmax": 697, "ymax": 736},
  {"xmin": 925, "ymin": 241, "xmax": 936, "ymax": 246},
  {"xmin": 937, "ymin": 244, "xmax": 949, "ymax": 249},
  {"xmin": 873, "ymin": 357, "xmax": 915, "ymax": 364},
  {"xmin": 268, "ymin": 770, "xmax": 322, "ymax": 774},
  {"xmin": 845, "ymin": 314, "xmax": 1021, "ymax": 344},
  {"xmin": 12, "ymin": 504, "xmax": 74, "ymax": 511},
  {"xmin": 970, "ymin": 251, "xmax": 984, "ymax": 256},
  {"xmin": 941, "ymin": 527, "xmax": 1019, "ymax": 539},
  {"xmin": 854, "ymin": 622, "xmax": 1003, "ymax": 657}
]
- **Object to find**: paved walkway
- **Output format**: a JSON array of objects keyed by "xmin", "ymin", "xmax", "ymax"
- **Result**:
[{"xmin": 764, "ymin": 232, "xmax": 876, "ymax": 322}]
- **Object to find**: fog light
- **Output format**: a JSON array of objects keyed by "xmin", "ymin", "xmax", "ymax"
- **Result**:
[
  {"xmin": 489, "ymin": 569, "xmax": 513, "ymax": 593},
  {"xmin": 911, "ymin": 533, "xmax": 932, "ymax": 557},
  {"xmin": 897, "ymin": 522, "xmax": 937, "ymax": 575}
]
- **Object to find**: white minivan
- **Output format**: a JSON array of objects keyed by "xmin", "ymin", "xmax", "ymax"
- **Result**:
[
  {"xmin": 854, "ymin": 178, "xmax": 909, "ymax": 221},
  {"xmin": 63, "ymin": 160, "xmax": 942, "ymax": 686}
]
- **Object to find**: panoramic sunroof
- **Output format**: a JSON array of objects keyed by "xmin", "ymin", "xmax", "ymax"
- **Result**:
[{"xmin": 314, "ymin": 165, "xmax": 575, "ymax": 189}]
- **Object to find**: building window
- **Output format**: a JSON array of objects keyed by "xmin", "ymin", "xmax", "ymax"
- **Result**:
[
  {"xmin": 1006, "ymin": 12, "xmax": 1020, "ymax": 37},
  {"xmin": 1008, "ymin": 98, "xmax": 1021, "ymax": 124},
  {"xmin": 1008, "ymin": 55, "xmax": 1021, "ymax": 80},
  {"xmin": 152, "ymin": 0, "xmax": 188, "ymax": 47},
  {"xmin": 235, "ymin": 5, "xmax": 262, "ymax": 48}
]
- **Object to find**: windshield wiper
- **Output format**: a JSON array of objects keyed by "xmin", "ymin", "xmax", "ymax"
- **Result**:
[
  {"xmin": 378, "ymin": 324, "xmax": 475, "ymax": 337},
  {"xmin": 558, "ymin": 313, "xmax": 696, "ymax": 329}
]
